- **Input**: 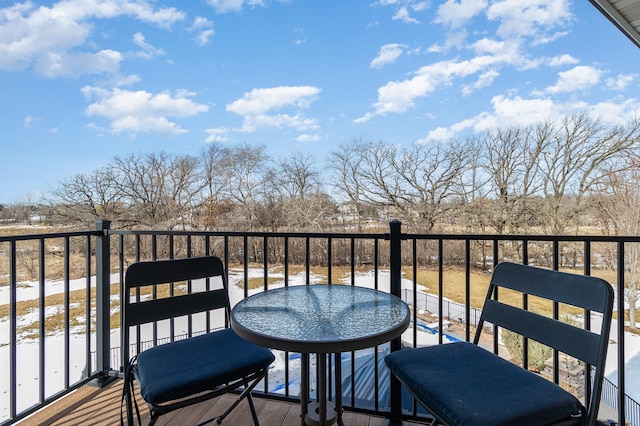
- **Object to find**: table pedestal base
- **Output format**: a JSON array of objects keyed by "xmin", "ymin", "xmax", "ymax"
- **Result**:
[
  {"xmin": 300, "ymin": 353, "xmax": 345, "ymax": 426},
  {"xmin": 305, "ymin": 401, "xmax": 339, "ymax": 426}
]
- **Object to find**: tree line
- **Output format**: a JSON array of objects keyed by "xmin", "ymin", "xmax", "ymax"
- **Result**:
[{"xmin": 17, "ymin": 113, "xmax": 633, "ymax": 238}]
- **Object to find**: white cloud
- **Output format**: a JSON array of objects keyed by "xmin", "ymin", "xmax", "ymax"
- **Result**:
[
  {"xmin": 114, "ymin": 74, "xmax": 142, "ymax": 87},
  {"xmin": 227, "ymin": 86, "xmax": 320, "ymax": 116},
  {"xmin": 82, "ymin": 86, "xmax": 208, "ymax": 136},
  {"xmin": 486, "ymin": 0, "xmax": 572, "ymax": 40},
  {"xmin": 480, "ymin": 95, "xmax": 564, "ymax": 128},
  {"xmin": 531, "ymin": 30, "xmax": 569, "ymax": 46},
  {"xmin": 191, "ymin": 17, "xmax": 214, "ymax": 46},
  {"xmin": 588, "ymin": 98, "xmax": 640, "ymax": 124},
  {"xmin": 423, "ymin": 116, "xmax": 480, "ymax": 142},
  {"xmin": 204, "ymin": 127, "xmax": 232, "ymax": 143},
  {"xmin": 356, "ymin": 55, "xmax": 506, "ymax": 121},
  {"xmin": 240, "ymin": 113, "xmax": 318, "ymax": 133},
  {"xmin": 378, "ymin": 0, "xmax": 429, "ymax": 24},
  {"xmin": 35, "ymin": 49, "xmax": 122, "ymax": 77},
  {"xmin": 370, "ymin": 44, "xmax": 406, "ymax": 69},
  {"xmin": 545, "ymin": 65, "xmax": 601, "ymax": 94},
  {"xmin": 420, "ymin": 126, "xmax": 455, "ymax": 143},
  {"xmin": 424, "ymin": 94, "xmax": 640, "ymax": 142},
  {"xmin": 471, "ymin": 38, "xmax": 506, "ymax": 55},
  {"xmin": 393, "ymin": 6, "xmax": 421, "ymax": 24},
  {"xmin": 425, "ymin": 95, "xmax": 559, "ymax": 141},
  {"xmin": 442, "ymin": 29, "xmax": 469, "ymax": 50},
  {"xmin": 195, "ymin": 29, "xmax": 215, "ymax": 46},
  {"xmin": 470, "ymin": 37, "xmax": 531, "ymax": 68},
  {"xmin": 192, "ymin": 16, "xmax": 212, "ymax": 29},
  {"xmin": 606, "ymin": 74, "xmax": 637, "ymax": 91},
  {"xmin": 549, "ymin": 54, "xmax": 579, "ymax": 67},
  {"xmin": 296, "ymin": 133, "xmax": 322, "ymax": 142},
  {"xmin": 0, "ymin": 0, "xmax": 184, "ymax": 76},
  {"xmin": 435, "ymin": 0, "xmax": 487, "ymax": 29},
  {"xmin": 226, "ymin": 86, "xmax": 321, "ymax": 134},
  {"xmin": 462, "ymin": 69, "xmax": 499, "ymax": 95},
  {"xmin": 133, "ymin": 32, "xmax": 165, "ymax": 60},
  {"xmin": 206, "ymin": 0, "xmax": 266, "ymax": 13}
]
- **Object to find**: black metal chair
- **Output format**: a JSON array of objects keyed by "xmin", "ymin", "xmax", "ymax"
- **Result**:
[
  {"xmin": 385, "ymin": 262, "xmax": 614, "ymax": 426},
  {"xmin": 121, "ymin": 256, "xmax": 275, "ymax": 425}
]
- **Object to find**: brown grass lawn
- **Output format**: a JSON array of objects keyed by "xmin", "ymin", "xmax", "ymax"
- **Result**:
[{"xmin": 403, "ymin": 266, "xmax": 618, "ymax": 318}]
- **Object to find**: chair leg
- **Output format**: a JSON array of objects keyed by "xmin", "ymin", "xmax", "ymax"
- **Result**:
[
  {"xmin": 215, "ymin": 374, "xmax": 265, "ymax": 425},
  {"xmin": 246, "ymin": 393, "xmax": 260, "ymax": 425}
]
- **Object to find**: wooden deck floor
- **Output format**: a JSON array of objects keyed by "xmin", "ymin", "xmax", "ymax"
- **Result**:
[{"xmin": 18, "ymin": 380, "xmax": 428, "ymax": 426}]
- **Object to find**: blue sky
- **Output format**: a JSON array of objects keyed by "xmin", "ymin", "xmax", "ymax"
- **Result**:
[{"xmin": 1, "ymin": 0, "xmax": 639, "ymax": 203}]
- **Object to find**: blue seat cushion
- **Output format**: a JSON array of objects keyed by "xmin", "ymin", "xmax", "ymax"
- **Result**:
[
  {"xmin": 134, "ymin": 328, "xmax": 275, "ymax": 405},
  {"xmin": 385, "ymin": 342, "xmax": 584, "ymax": 426}
]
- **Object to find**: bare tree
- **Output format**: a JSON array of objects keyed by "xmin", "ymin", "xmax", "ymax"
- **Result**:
[
  {"xmin": 541, "ymin": 114, "xmax": 640, "ymax": 234},
  {"xmin": 276, "ymin": 153, "xmax": 322, "ymax": 201},
  {"xmin": 201, "ymin": 142, "xmax": 231, "ymax": 201},
  {"xmin": 331, "ymin": 138, "xmax": 471, "ymax": 232},
  {"xmin": 110, "ymin": 152, "xmax": 204, "ymax": 228},
  {"xmin": 328, "ymin": 138, "xmax": 368, "ymax": 231},
  {"xmin": 594, "ymin": 157, "xmax": 640, "ymax": 330},
  {"xmin": 481, "ymin": 123, "xmax": 547, "ymax": 234},
  {"xmin": 47, "ymin": 167, "xmax": 123, "ymax": 226},
  {"xmin": 217, "ymin": 144, "xmax": 270, "ymax": 230}
]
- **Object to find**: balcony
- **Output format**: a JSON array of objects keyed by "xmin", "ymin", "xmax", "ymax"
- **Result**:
[{"xmin": 1, "ymin": 220, "xmax": 639, "ymax": 425}]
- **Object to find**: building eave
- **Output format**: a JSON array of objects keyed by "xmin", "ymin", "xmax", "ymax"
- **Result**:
[{"xmin": 590, "ymin": 0, "xmax": 640, "ymax": 48}]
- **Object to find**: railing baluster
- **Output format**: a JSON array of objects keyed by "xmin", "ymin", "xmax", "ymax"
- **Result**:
[
  {"xmin": 493, "ymin": 238, "xmax": 499, "ymax": 354},
  {"xmin": 412, "ymin": 239, "xmax": 418, "ymax": 347},
  {"xmin": 465, "ymin": 239, "xmax": 471, "ymax": 342},
  {"xmin": 9, "ymin": 240, "xmax": 17, "ymax": 420},
  {"xmin": 305, "ymin": 236, "xmax": 310, "ymax": 285},
  {"xmin": 521, "ymin": 239, "xmax": 529, "ymax": 370},
  {"xmin": 552, "ymin": 240, "xmax": 560, "ymax": 385},
  {"xmin": 618, "ymin": 241, "xmax": 627, "ymax": 426},
  {"xmin": 263, "ymin": 236, "xmax": 268, "ymax": 290},
  {"xmin": 438, "ymin": 239, "xmax": 444, "ymax": 346},
  {"xmin": 38, "ymin": 237, "xmax": 45, "ymax": 403},
  {"xmin": 85, "ymin": 235, "xmax": 92, "ymax": 377},
  {"xmin": 327, "ymin": 236, "xmax": 332, "ymax": 283},
  {"xmin": 64, "ymin": 236, "xmax": 70, "ymax": 390},
  {"xmin": 243, "ymin": 235, "xmax": 249, "ymax": 298}
]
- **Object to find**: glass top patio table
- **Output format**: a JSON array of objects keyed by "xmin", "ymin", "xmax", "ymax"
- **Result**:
[
  {"xmin": 230, "ymin": 284, "xmax": 410, "ymax": 354},
  {"xmin": 231, "ymin": 284, "xmax": 409, "ymax": 426}
]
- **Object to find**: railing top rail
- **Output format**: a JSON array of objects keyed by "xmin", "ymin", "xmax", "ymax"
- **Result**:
[
  {"xmin": 0, "ymin": 230, "xmax": 98, "ymax": 242},
  {"xmin": 402, "ymin": 233, "xmax": 640, "ymax": 243},
  {"xmin": 4, "ymin": 228, "xmax": 640, "ymax": 244},
  {"xmin": 107, "ymin": 229, "xmax": 390, "ymax": 239}
]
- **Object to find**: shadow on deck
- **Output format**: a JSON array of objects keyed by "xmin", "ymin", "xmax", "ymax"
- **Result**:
[{"xmin": 17, "ymin": 379, "xmax": 431, "ymax": 426}]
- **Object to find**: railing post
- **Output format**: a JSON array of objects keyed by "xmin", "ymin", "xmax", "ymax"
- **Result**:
[
  {"xmin": 90, "ymin": 219, "xmax": 117, "ymax": 387},
  {"xmin": 389, "ymin": 219, "xmax": 403, "ymax": 425}
]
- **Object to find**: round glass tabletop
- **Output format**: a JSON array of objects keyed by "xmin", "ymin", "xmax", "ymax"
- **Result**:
[{"xmin": 230, "ymin": 284, "xmax": 410, "ymax": 353}]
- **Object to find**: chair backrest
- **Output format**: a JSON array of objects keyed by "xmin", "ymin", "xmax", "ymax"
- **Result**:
[
  {"xmin": 474, "ymin": 262, "xmax": 614, "ymax": 424},
  {"xmin": 121, "ymin": 256, "xmax": 230, "ymax": 369}
]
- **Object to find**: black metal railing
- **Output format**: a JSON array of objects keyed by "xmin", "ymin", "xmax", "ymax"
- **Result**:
[
  {"xmin": 1, "ymin": 220, "xmax": 638, "ymax": 425},
  {"xmin": 602, "ymin": 376, "xmax": 640, "ymax": 426}
]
